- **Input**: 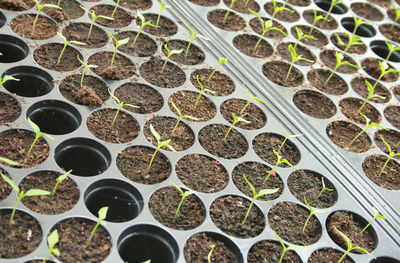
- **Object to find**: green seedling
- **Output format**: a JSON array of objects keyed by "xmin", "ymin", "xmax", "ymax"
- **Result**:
[
  {"xmin": 141, "ymin": 260, "xmax": 151, "ymax": 263},
  {"xmin": 56, "ymin": 32, "xmax": 86, "ymax": 65},
  {"xmin": 334, "ymin": 226, "xmax": 375, "ymax": 263},
  {"xmin": 132, "ymin": 10, "xmax": 158, "ymax": 48},
  {"xmin": 108, "ymin": 88, "xmax": 139, "ymax": 126},
  {"xmin": 0, "ymin": 157, "xmax": 19, "ymax": 166},
  {"xmin": 207, "ymin": 244, "xmax": 216, "ymax": 263},
  {"xmin": 278, "ymin": 122, "xmax": 303, "ymax": 153},
  {"xmin": 194, "ymin": 75, "xmax": 215, "ymax": 110},
  {"xmin": 87, "ymin": 206, "xmax": 108, "ymax": 245},
  {"xmin": 57, "ymin": 0, "xmax": 61, "ymax": 6},
  {"xmin": 361, "ymin": 207, "xmax": 386, "ymax": 233},
  {"xmin": 323, "ymin": 0, "xmax": 347, "ymax": 22},
  {"xmin": 77, "ymin": 56, "xmax": 98, "ymax": 87},
  {"xmin": 334, "ymin": 32, "xmax": 363, "ymax": 53},
  {"xmin": 0, "ymin": 75, "xmax": 19, "ymax": 89},
  {"xmin": 240, "ymin": 84, "xmax": 269, "ymax": 114},
  {"xmin": 32, "ymin": 0, "xmax": 61, "ymax": 30},
  {"xmin": 156, "ymin": 1, "xmax": 170, "ymax": 26},
  {"xmin": 223, "ymin": 0, "xmax": 237, "ymax": 24},
  {"xmin": 383, "ymin": 41, "xmax": 400, "ymax": 63},
  {"xmin": 324, "ymin": 52, "xmax": 363, "ymax": 85},
  {"xmin": 182, "ymin": 21, "xmax": 209, "ymax": 57},
  {"xmin": 293, "ymin": 27, "xmax": 317, "ymax": 50},
  {"xmin": 0, "ymin": 173, "xmax": 50, "ymax": 224},
  {"xmin": 42, "ymin": 229, "xmax": 60, "ymax": 263},
  {"xmin": 390, "ymin": 7, "xmax": 400, "ymax": 29},
  {"xmin": 80, "ymin": 6, "xmax": 114, "ymax": 39},
  {"xmin": 224, "ymin": 113, "xmax": 250, "ymax": 141},
  {"xmin": 271, "ymin": 0, "xmax": 294, "ymax": 19},
  {"xmin": 303, "ymin": 196, "xmax": 330, "ymax": 232},
  {"xmin": 357, "ymin": 80, "xmax": 386, "ymax": 114},
  {"xmin": 27, "ymin": 118, "xmax": 55, "ymax": 158},
  {"xmin": 161, "ymin": 44, "xmax": 183, "ymax": 73},
  {"xmin": 147, "ymin": 124, "xmax": 177, "ymax": 171},
  {"xmin": 172, "ymin": 183, "xmax": 195, "ymax": 218},
  {"xmin": 111, "ymin": 0, "xmax": 120, "ymax": 18},
  {"xmin": 248, "ymin": 9, "xmax": 287, "ymax": 50},
  {"xmin": 264, "ymin": 150, "xmax": 296, "ymax": 183},
  {"xmin": 274, "ymin": 231, "xmax": 308, "ymax": 263},
  {"xmin": 286, "ymin": 44, "xmax": 314, "ymax": 81},
  {"xmin": 51, "ymin": 169, "xmax": 72, "ymax": 195},
  {"xmin": 109, "ymin": 33, "xmax": 129, "ymax": 67},
  {"xmin": 373, "ymin": 61, "xmax": 400, "ymax": 88},
  {"xmin": 349, "ymin": 113, "xmax": 387, "ymax": 146},
  {"xmin": 350, "ymin": 16, "xmax": 370, "ymax": 36},
  {"xmin": 308, "ymin": 9, "xmax": 328, "ymax": 34},
  {"xmin": 170, "ymin": 99, "xmax": 199, "ymax": 136},
  {"xmin": 208, "ymin": 57, "xmax": 227, "ymax": 80},
  {"xmin": 317, "ymin": 177, "xmax": 333, "ymax": 198},
  {"xmin": 379, "ymin": 136, "xmax": 400, "ymax": 175},
  {"xmin": 242, "ymin": 174, "xmax": 279, "ymax": 224}
]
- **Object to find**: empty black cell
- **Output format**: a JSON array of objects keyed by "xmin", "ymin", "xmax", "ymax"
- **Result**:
[
  {"xmin": 0, "ymin": 35, "xmax": 29, "ymax": 63},
  {"xmin": 341, "ymin": 17, "xmax": 376, "ymax": 37}
]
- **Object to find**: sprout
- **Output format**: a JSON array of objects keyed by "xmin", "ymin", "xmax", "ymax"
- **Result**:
[
  {"xmin": 169, "ymin": 99, "xmax": 199, "ymax": 136},
  {"xmin": 286, "ymin": 44, "xmax": 314, "ymax": 81},
  {"xmin": 264, "ymin": 150, "xmax": 297, "ymax": 183},
  {"xmin": 0, "ymin": 173, "xmax": 50, "ymax": 224},
  {"xmin": 182, "ymin": 21, "xmax": 210, "ymax": 57},
  {"xmin": 349, "ymin": 113, "xmax": 387, "ymax": 146},
  {"xmin": 0, "ymin": 75, "xmax": 20, "ymax": 89},
  {"xmin": 274, "ymin": 231, "xmax": 308, "ymax": 263},
  {"xmin": 224, "ymin": 0, "xmax": 237, "ymax": 24},
  {"xmin": 111, "ymin": 0, "xmax": 120, "ymax": 18},
  {"xmin": 390, "ymin": 7, "xmax": 400, "ymax": 29},
  {"xmin": 141, "ymin": 260, "xmax": 151, "ymax": 263},
  {"xmin": 383, "ymin": 41, "xmax": 400, "ymax": 63},
  {"xmin": 42, "ymin": 229, "xmax": 60, "ymax": 263},
  {"xmin": 207, "ymin": 244, "xmax": 216, "ymax": 263},
  {"xmin": 224, "ymin": 113, "xmax": 250, "ymax": 141},
  {"xmin": 324, "ymin": 52, "xmax": 363, "ymax": 85},
  {"xmin": 27, "ymin": 117, "xmax": 55, "ymax": 158},
  {"xmin": 357, "ymin": 80, "xmax": 386, "ymax": 114},
  {"xmin": 56, "ymin": 32, "xmax": 86, "ymax": 65},
  {"xmin": 194, "ymin": 75, "xmax": 215, "ymax": 110},
  {"xmin": 240, "ymin": 84, "xmax": 269, "ymax": 114},
  {"xmin": 333, "ymin": 226, "xmax": 375, "ymax": 263},
  {"xmin": 208, "ymin": 57, "xmax": 227, "ymax": 80},
  {"xmin": 161, "ymin": 44, "xmax": 183, "ymax": 73},
  {"xmin": 80, "ymin": 5, "xmax": 114, "ymax": 39},
  {"xmin": 303, "ymin": 197, "xmax": 330, "ymax": 232},
  {"xmin": 379, "ymin": 136, "xmax": 400, "ymax": 175},
  {"xmin": 51, "ymin": 169, "xmax": 72, "ymax": 195},
  {"xmin": 278, "ymin": 123, "xmax": 303, "ymax": 153},
  {"xmin": 271, "ymin": 0, "xmax": 294, "ymax": 19},
  {"xmin": 308, "ymin": 9, "xmax": 328, "ymax": 34},
  {"xmin": 323, "ymin": 0, "xmax": 347, "ymax": 22},
  {"xmin": 132, "ymin": 10, "xmax": 159, "ymax": 48},
  {"xmin": 350, "ymin": 16, "xmax": 370, "ymax": 36},
  {"xmin": 87, "ymin": 206, "xmax": 108, "ymax": 245},
  {"xmin": 77, "ymin": 56, "xmax": 98, "ymax": 87},
  {"xmin": 293, "ymin": 27, "xmax": 317, "ymax": 50},
  {"xmin": 373, "ymin": 61, "xmax": 400, "ymax": 88},
  {"xmin": 32, "ymin": 0, "xmax": 61, "ymax": 30},
  {"xmin": 242, "ymin": 174, "xmax": 279, "ymax": 224},
  {"xmin": 0, "ymin": 157, "xmax": 19, "ymax": 166},
  {"xmin": 109, "ymin": 33, "xmax": 129, "ymax": 67},
  {"xmin": 334, "ymin": 32, "xmax": 363, "ymax": 53},
  {"xmin": 156, "ymin": 1, "xmax": 170, "ymax": 26},
  {"xmin": 172, "ymin": 183, "xmax": 195, "ymax": 218},
  {"xmin": 361, "ymin": 207, "xmax": 386, "ymax": 233},
  {"xmin": 108, "ymin": 88, "xmax": 139, "ymax": 126},
  {"xmin": 147, "ymin": 124, "xmax": 177, "ymax": 171},
  {"xmin": 317, "ymin": 177, "xmax": 333, "ymax": 198},
  {"xmin": 57, "ymin": 0, "xmax": 61, "ymax": 6}
]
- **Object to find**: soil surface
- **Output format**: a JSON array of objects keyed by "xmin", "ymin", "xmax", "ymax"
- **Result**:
[
  {"xmin": 190, "ymin": 0, "xmax": 220, "ymax": 6},
  {"xmin": 62, "ymin": 22, "xmax": 108, "ymax": 49},
  {"xmin": 308, "ymin": 248, "xmax": 354, "ymax": 263},
  {"xmin": 117, "ymin": 0, "xmax": 152, "ymax": 10},
  {"xmin": 115, "ymin": 31, "xmax": 157, "ymax": 57},
  {"xmin": 368, "ymin": 0, "xmax": 391, "ymax": 7},
  {"xmin": 220, "ymin": 98, "xmax": 267, "ymax": 129},
  {"xmin": 249, "ymin": 17, "xmax": 288, "ymax": 39},
  {"xmin": 326, "ymin": 121, "xmax": 371, "ymax": 153},
  {"xmin": 330, "ymin": 32, "xmax": 367, "ymax": 54},
  {"xmin": 362, "ymin": 57, "xmax": 399, "ymax": 82},
  {"xmin": 207, "ymin": 9, "xmax": 246, "ymax": 31},
  {"xmin": 149, "ymin": 186, "xmax": 205, "ymax": 230},
  {"xmin": 90, "ymin": 5, "xmax": 133, "ymax": 28},
  {"xmin": 262, "ymin": 61, "xmax": 304, "ymax": 87},
  {"xmin": 339, "ymin": 97, "xmax": 381, "ymax": 124},
  {"xmin": 233, "ymin": 34, "xmax": 273, "ymax": 58},
  {"xmin": 264, "ymin": 1, "xmax": 300, "ymax": 22},
  {"xmin": 351, "ymin": 77, "xmax": 391, "ymax": 103},
  {"xmin": 0, "ymin": 0, "xmax": 34, "ymax": 10},
  {"xmin": 303, "ymin": 9, "xmax": 338, "ymax": 29},
  {"xmin": 351, "ymin": 2, "xmax": 384, "ymax": 21},
  {"xmin": 293, "ymin": 90, "xmax": 336, "ymax": 119},
  {"xmin": 223, "ymin": 0, "xmax": 260, "ymax": 13},
  {"xmin": 384, "ymin": 106, "xmax": 400, "ymax": 129},
  {"xmin": 162, "ymin": 40, "xmax": 205, "ymax": 65},
  {"xmin": 320, "ymin": 50, "xmax": 359, "ymax": 74},
  {"xmin": 44, "ymin": 0, "xmax": 84, "ymax": 20},
  {"xmin": 288, "ymin": 0, "xmax": 310, "ymax": 6},
  {"xmin": 277, "ymin": 42, "xmax": 315, "ymax": 66},
  {"xmin": 379, "ymin": 24, "xmax": 400, "ymax": 43},
  {"xmin": 190, "ymin": 68, "xmax": 235, "ymax": 96},
  {"xmin": 247, "ymin": 240, "xmax": 302, "ymax": 263},
  {"xmin": 10, "ymin": 14, "xmax": 57, "ymax": 40},
  {"xmin": 34, "ymin": 43, "xmax": 81, "ymax": 72},
  {"xmin": 175, "ymin": 154, "xmax": 229, "ymax": 193},
  {"xmin": 137, "ymin": 14, "xmax": 178, "ymax": 37},
  {"xmin": 0, "ymin": 169, "xmax": 12, "ymax": 201},
  {"xmin": 393, "ymin": 85, "xmax": 400, "ymax": 102},
  {"xmin": 210, "ymin": 195, "xmax": 265, "ymax": 238},
  {"xmin": 290, "ymin": 25, "xmax": 328, "ymax": 47},
  {"xmin": 374, "ymin": 129, "xmax": 400, "ymax": 158},
  {"xmin": 139, "ymin": 57, "xmax": 186, "ymax": 88},
  {"xmin": 362, "ymin": 154, "xmax": 400, "ymax": 190},
  {"xmin": 88, "ymin": 51, "xmax": 135, "ymax": 80},
  {"xmin": 307, "ymin": 69, "xmax": 348, "ymax": 95},
  {"xmin": 0, "ymin": 92, "xmax": 21, "ymax": 125}
]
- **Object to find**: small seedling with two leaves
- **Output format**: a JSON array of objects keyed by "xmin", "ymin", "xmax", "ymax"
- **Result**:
[
  {"xmin": 274, "ymin": 231, "xmax": 308, "ymax": 263},
  {"xmin": 293, "ymin": 27, "xmax": 317, "ymax": 50},
  {"xmin": 379, "ymin": 136, "xmax": 400, "ymax": 175},
  {"xmin": 224, "ymin": 113, "xmax": 250, "ymax": 141},
  {"xmin": 241, "ymin": 174, "xmax": 279, "ymax": 224},
  {"xmin": 390, "ymin": 6, "xmax": 400, "ymax": 29},
  {"xmin": 278, "ymin": 123, "xmax": 303, "ymax": 153},
  {"xmin": 208, "ymin": 57, "xmax": 227, "ymax": 80},
  {"xmin": 271, "ymin": 0, "xmax": 294, "ymax": 19},
  {"xmin": 0, "ymin": 173, "xmax": 50, "ymax": 224},
  {"xmin": 361, "ymin": 207, "xmax": 386, "ymax": 233},
  {"xmin": 324, "ymin": 52, "xmax": 363, "ymax": 85},
  {"xmin": 285, "ymin": 44, "xmax": 314, "ymax": 81},
  {"xmin": 147, "ymin": 124, "xmax": 177, "ymax": 171},
  {"xmin": 56, "ymin": 32, "xmax": 86, "ymax": 65},
  {"xmin": 323, "ymin": 0, "xmax": 347, "ymax": 22},
  {"xmin": 302, "ymin": 196, "xmax": 330, "ymax": 232},
  {"xmin": 109, "ymin": 33, "xmax": 129, "ymax": 67},
  {"xmin": 317, "ymin": 177, "xmax": 333, "ymax": 198},
  {"xmin": 383, "ymin": 41, "xmax": 400, "ymax": 63},
  {"xmin": 194, "ymin": 75, "xmax": 215, "ymax": 110},
  {"xmin": 161, "ymin": 44, "xmax": 183, "ymax": 73},
  {"xmin": 0, "ymin": 157, "xmax": 19, "ymax": 166},
  {"xmin": 172, "ymin": 183, "xmax": 195, "ymax": 218},
  {"xmin": 27, "ymin": 118, "xmax": 55, "ymax": 158},
  {"xmin": 240, "ymin": 84, "xmax": 269, "ymax": 114},
  {"xmin": 0, "ymin": 75, "xmax": 20, "ymax": 89},
  {"xmin": 349, "ymin": 113, "xmax": 387, "ymax": 146},
  {"xmin": 108, "ymin": 88, "xmax": 139, "ymax": 126},
  {"xmin": 350, "ymin": 16, "xmax": 371, "ymax": 37},
  {"xmin": 80, "ymin": 6, "xmax": 114, "ymax": 39},
  {"xmin": 87, "ymin": 206, "xmax": 108, "ymax": 245},
  {"xmin": 42, "ymin": 229, "xmax": 60, "ymax": 263},
  {"xmin": 334, "ymin": 32, "xmax": 363, "ymax": 53},
  {"xmin": 51, "ymin": 169, "xmax": 72, "ymax": 195},
  {"xmin": 132, "ymin": 11, "xmax": 158, "ymax": 48},
  {"xmin": 373, "ymin": 61, "xmax": 400, "ymax": 87},
  {"xmin": 156, "ymin": 1, "xmax": 170, "ymax": 26},
  {"xmin": 224, "ymin": 0, "xmax": 237, "ymax": 24},
  {"xmin": 207, "ymin": 244, "xmax": 216, "ymax": 263},
  {"xmin": 77, "ymin": 56, "xmax": 98, "ymax": 87},
  {"xmin": 264, "ymin": 150, "xmax": 297, "ymax": 183},
  {"xmin": 111, "ymin": 0, "xmax": 120, "ymax": 18},
  {"xmin": 308, "ymin": 9, "xmax": 328, "ymax": 34},
  {"xmin": 357, "ymin": 80, "xmax": 386, "ymax": 114},
  {"xmin": 170, "ymin": 99, "xmax": 199, "ymax": 137},
  {"xmin": 182, "ymin": 21, "xmax": 210, "ymax": 57},
  {"xmin": 32, "ymin": 0, "xmax": 61, "ymax": 30}
]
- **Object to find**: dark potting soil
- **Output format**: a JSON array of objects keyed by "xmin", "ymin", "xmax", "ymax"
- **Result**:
[
  {"xmin": 223, "ymin": 0, "xmax": 260, "ymax": 13},
  {"xmin": 384, "ymin": 105, "xmax": 400, "ymax": 129},
  {"xmin": 62, "ymin": 22, "xmax": 108, "ymax": 49},
  {"xmin": 288, "ymin": 169, "xmax": 337, "ymax": 208},
  {"xmin": 326, "ymin": 121, "xmax": 371, "ymax": 153},
  {"xmin": 303, "ymin": 9, "xmax": 338, "ymax": 30},
  {"xmin": 207, "ymin": 9, "xmax": 246, "ymax": 32},
  {"xmin": 86, "ymin": 108, "xmax": 140, "ymax": 143},
  {"xmin": 0, "ymin": 92, "xmax": 21, "ymax": 125},
  {"xmin": 393, "ymin": 85, "xmax": 400, "ymax": 102},
  {"xmin": 148, "ymin": 186, "xmax": 205, "ymax": 230},
  {"xmin": 247, "ymin": 240, "xmax": 302, "ymax": 263},
  {"xmin": 114, "ymin": 82, "xmax": 163, "ymax": 114},
  {"xmin": 44, "ymin": 6, "xmax": 70, "ymax": 21},
  {"xmin": 290, "ymin": 25, "xmax": 328, "ymax": 47},
  {"xmin": 44, "ymin": 0, "xmax": 84, "ymax": 20},
  {"xmin": 307, "ymin": 68, "xmax": 348, "ymax": 95},
  {"xmin": 198, "ymin": 124, "xmax": 248, "ymax": 159},
  {"xmin": 190, "ymin": 68, "xmax": 235, "ymax": 96},
  {"xmin": 88, "ymin": 51, "xmax": 136, "ymax": 80},
  {"xmin": 253, "ymin": 132, "xmax": 301, "ymax": 167},
  {"xmin": 190, "ymin": 0, "xmax": 220, "ymax": 6},
  {"xmin": 168, "ymin": 90, "xmax": 217, "ymax": 122},
  {"xmin": 308, "ymin": 248, "xmax": 354, "ymax": 263},
  {"xmin": 220, "ymin": 98, "xmax": 267, "ymax": 129},
  {"xmin": 10, "ymin": 14, "xmax": 57, "ymax": 40},
  {"xmin": 33, "ymin": 43, "xmax": 81, "ymax": 72},
  {"xmin": 0, "ymin": 0, "xmax": 34, "ymax": 10},
  {"xmin": 233, "ymin": 34, "xmax": 273, "ymax": 58},
  {"xmin": 175, "ymin": 154, "xmax": 229, "ymax": 193},
  {"xmin": 277, "ymin": 42, "xmax": 315, "ymax": 66},
  {"xmin": 368, "ymin": 0, "xmax": 391, "ymax": 8},
  {"xmin": 288, "ymin": 0, "xmax": 311, "ymax": 6},
  {"xmin": 262, "ymin": 61, "xmax": 304, "ymax": 87},
  {"xmin": 137, "ymin": 14, "xmax": 178, "ymax": 37},
  {"xmin": 232, "ymin": 161, "xmax": 283, "ymax": 201},
  {"xmin": 351, "ymin": 77, "xmax": 391, "ymax": 103},
  {"xmin": 362, "ymin": 57, "xmax": 399, "ymax": 82},
  {"xmin": 339, "ymin": 97, "xmax": 382, "ymax": 124},
  {"xmin": 210, "ymin": 195, "xmax": 265, "ymax": 238},
  {"xmin": 0, "ymin": 210, "xmax": 42, "ymax": 258},
  {"xmin": 327, "ymin": 211, "xmax": 377, "ymax": 253},
  {"xmin": 59, "ymin": 74, "xmax": 109, "ymax": 106},
  {"xmin": 184, "ymin": 233, "xmax": 237, "ymax": 263},
  {"xmin": 374, "ymin": 129, "xmax": 400, "ymax": 158},
  {"xmin": 363, "ymin": 154, "xmax": 400, "ymax": 190},
  {"xmin": 144, "ymin": 116, "xmax": 195, "ymax": 152},
  {"xmin": 351, "ymin": 2, "xmax": 384, "ymax": 21},
  {"xmin": 293, "ymin": 90, "xmax": 336, "ymax": 119},
  {"xmin": 19, "ymin": 170, "xmax": 79, "ymax": 214},
  {"xmin": 117, "ymin": 0, "xmax": 152, "ymax": 10},
  {"xmin": 90, "ymin": 5, "xmax": 133, "ymax": 28},
  {"xmin": 139, "ymin": 57, "xmax": 186, "ymax": 88},
  {"xmin": 117, "ymin": 146, "xmax": 171, "ymax": 184},
  {"xmin": 53, "ymin": 217, "xmax": 111, "ymax": 262},
  {"xmin": 249, "ymin": 17, "xmax": 288, "ymax": 39},
  {"xmin": 268, "ymin": 201, "xmax": 322, "ymax": 246},
  {"xmin": 0, "ymin": 169, "xmax": 11, "ymax": 201},
  {"xmin": 264, "ymin": 1, "xmax": 300, "ymax": 22},
  {"xmin": 162, "ymin": 39, "xmax": 205, "ymax": 65},
  {"xmin": 320, "ymin": 50, "xmax": 359, "ymax": 74},
  {"xmin": 0, "ymin": 129, "xmax": 49, "ymax": 168},
  {"xmin": 115, "ymin": 31, "xmax": 157, "ymax": 57},
  {"xmin": 379, "ymin": 24, "xmax": 400, "ymax": 43},
  {"xmin": 330, "ymin": 32, "xmax": 367, "ymax": 54}
]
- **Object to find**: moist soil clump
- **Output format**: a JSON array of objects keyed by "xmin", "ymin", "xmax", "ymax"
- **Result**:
[
  {"xmin": 384, "ymin": 105, "xmax": 400, "ymax": 129},
  {"xmin": 339, "ymin": 97, "xmax": 381, "ymax": 124},
  {"xmin": 0, "ymin": 0, "xmax": 34, "ymax": 10},
  {"xmin": 162, "ymin": 40, "xmax": 205, "ymax": 65},
  {"xmin": 307, "ymin": 69, "xmax": 348, "ymax": 95},
  {"xmin": 249, "ymin": 17, "xmax": 288, "ymax": 39},
  {"xmin": 11, "ymin": 14, "xmax": 57, "ymax": 40},
  {"xmin": 190, "ymin": 69, "xmax": 235, "ymax": 96},
  {"xmin": 137, "ymin": 14, "xmax": 178, "ymax": 37},
  {"xmin": 363, "ymin": 154, "xmax": 400, "ymax": 190},
  {"xmin": 116, "ymin": 31, "xmax": 157, "ymax": 57},
  {"xmin": 303, "ymin": 9, "xmax": 337, "ymax": 29},
  {"xmin": 90, "ymin": 5, "xmax": 133, "ymax": 28},
  {"xmin": 264, "ymin": 1, "xmax": 300, "ymax": 22},
  {"xmin": 326, "ymin": 121, "xmax": 371, "ymax": 153},
  {"xmin": 362, "ymin": 57, "xmax": 399, "ymax": 82},
  {"xmin": 233, "ymin": 34, "xmax": 273, "ymax": 58},
  {"xmin": 277, "ymin": 42, "xmax": 315, "ymax": 66},
  {"xmin": 44, "ymin": 0, "xmax": 84, "ymax": 20},
  {"xmin": 207, "ymin": 9, "xmax": 246, "ymax": 31},
  {"xmin": 351, "ymin": 77, "xmax": 391, "ymax": 103},
  {"xmin": 374, "ymin": 129, "xmax": 400, "ymax": 158},
  {"xmin": 293, "ymin": 90, "xmax": 336, "ymax": 119},
  {"xmin": 0, "ymin": 93, "xmax": 21, "ymax": 125},
  {"xmin": 331, "ymin": 32, "xmax": 367, "ymax": 54},
  {"xmin": 262, "ymin": 61, "xmax": 304, "ymax": 87},
  {"xmin": 34, "ymin": 43, "xmax": 81, "ymax": 72},
  {"xmin": 140, "ymin": 57, "xmax": 186, "ymax": 88},
  {"xmin": 62, "ymin": 23, "xmax": 108, "ymax": 49},
  {"xmin": 247, "ymin": 240, "xmax": 302, "ymax": 263},
  {"xmin": 220, "ymin": 98, "xmax": 267, "ymax": 129},
  {"xmin": 223, "ymin": 0, "xmax": 260, "ymax": 13},
  {"xmin": 88, "ymin": 51, "xmax": 135, "ymax": 80},
  {"xmin": 320, "ymin": 50, "xmax": 359, "ymax": 74},
  {"xmin": 72, "ymin": 86, "xmax": 103, "ymax": 107},
  {"xmin": 379, "ymin": 24, "xmax": 400, "ymax": 43},
  {"xmin": 308, "ymin": 248, "xmax": 354, "ymax": 263},
  {"xmin": 291, "ymin": 25, "xmax": 328, "ymax": 47}
]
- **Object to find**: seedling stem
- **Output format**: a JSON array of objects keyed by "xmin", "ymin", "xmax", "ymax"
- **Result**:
[
  {"xmin": 379, "ymin": 136, "xmax": 400, "ymax": 175},
  {"xmin": 77, "ymin": 56, "xmax": 98, "ymax": 87},
  {"xmin": 56, "ymin": 32, "xmax": 86, "ymax": 65},
  {"xmin": 278, "ymin": 123, "xmax": 303, "ymax": 153},
  {"xmin": 264, "ymin": 150, "xmax": 297, "ymax": 183},
  {"xmin": 182, "ymin": 21, "xmax": 210, "ymax": 57},
  {"xmin": 87, "ymin": 206, "xmax": 108, "ymax": 245},
  {"xmin": 170, "ymin": 99, "xmax": 199, "ymax": 136},
  {"xmin": 147, "ymin": 124, "xmax": 177, "ymax": 171},
  {"xmin": 303, "ymin": 197, "xmax": 330, "ymax": 232},
  {"xmin": 207, "ymin": 244, "xmax": 216, "ymax": 263},
  {"xmin": 51, "ymin": 169, "xmax": 72, "ymax": 195},
  {"xmin": 208, "ymin": 57, "xmax": 227, "ymax": 80},
  {"xmin": 271, "ymin": 0, "xmax": 294, "ymax": 19},
  {"xmin": 32, "ymin": 0, "xmax": 61, "ymax": 30},
  {"xmin": 317, "ymin": 177, "xmax": 333, "ymax": 198},
  {"xmin": 274, "ymin": 231, "xmax": 308, "ymax": 263},
  {"xmin": 132, "ymin": 11, "xmax": 158, "ymax": 48},
  {"xmin": 111, "ymin": 0, "xmax": 120, "ymax": 18},
  {"xmin": 156, "ymin": 2, "xmax": 170, "ymax": 26},
  {"xmin": 161, "ymin": 44, "xmax": 183, "ymax": 73},
  {"xmin": 172, "ymin": 183, "xmax": 195, "ymax": 218},
  {"xmin": 349, "ymin": 113, "xmax": 387, "ymax": 146},
  {"xmin": 80, "ymin": 6, "xmax": 114, "ymax": 39},
  {"xmin": 223, "ymin": 0, "xmax": 237, "ymax": 24},
  {"xmin": 286, "ymin": 44, "xmax": 314, "ymax": 81},
  {"xmin": 0, "ymin": 75, "xmax": 20, "ymax": 89},
  {"xmin": 109, "ymin": 33, "xmax": 129, "ymax": 67},
  {"xmin": 224, "ymin": 113, "xmax": 250, "ymax": 140},
  {"xmin": 361, "ymin": 207, "xmax": 386, "ymax": 233},
  {"xmin": 27, "ymin": 118, "xmax": 55, "ymax": 158},
  {"xmin": 108, "ymin": 88, "xmax": 139, "ymax": 126},
  {"xmin": 42, "ymin": 229, "xmax": 60, "ymax": 263},
  {"xmin": 357, "ymin": 80, "xmax": 386, "ymax": 114},
  {"xmin": 240, "ymin": 84, "xmax": 269, "ymax": 114},
  {"xmin": 194, "ymin": 75, "xmax": 215, "ymax": 110},
  {"xmin": 324, "ymin": 52, "xmax": 363, "ymax": 85}
]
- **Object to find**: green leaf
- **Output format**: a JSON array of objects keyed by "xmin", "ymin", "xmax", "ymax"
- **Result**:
[
  {"xmin": 170, "ymin": 99, "xmax": 181, "ymax": 116},
  {"xmin": 97, "ymin": 15, "xmax": 114, "ymax": 21},
  {"xmin": 108, "ymin": 88, "xmax": 120, "ymax": 104},
  {"xmin": 42, "ymin": 3, "xmax": 62, "ymax": 10},
  {"xmin": 57, "ymin": 32, "xmax": 67, "ymax": 43},
  {"xmin": 0, "ymin": 173, "xmax": 19, "ymax": 193},
  {"xmin": 166, "ymin": 143, "xmax": 178, "ymax": 153},
  {"xmin": 333, "ymin": 226, "xmax": 351, "ymax": 249},
  {"xmin": 53, "ymin": 248, "xmax": 60, "ymax": 257},
  {"xmin": 57, "ymin": 169, "xmax": 72, "ymax": 183},
  {"xmin": 69, "ymin": 40, "xmax": 87, "ymax": 46},
  {"xmin": 172, "ymin": 183, "xmax": 184, "ymax": 195},
  {"xmin": 25, "ymin": 189, "xmax": 51, "ymax": 197},
  {"xmin": 243, "ymin": 173, "xmax": 256, "ymax": 197},
  {"xmin": 98, "ymin": 206, "xmax": 109, "ymax": 220},
  {"xmin": 48, "ymin": 229, "xmax": 59, "ymax": 249},
  {"xmin": 170, "ymin": 49, "xmax": 183, "ymax": 55},
  {"xmin": 42, "ymin": 133, "xmax": 55, "ymax": 141},
  {"xmin": 1, "ymin": 75, "xmax": 20, "ymax": 84},
  {"xmin": 0, "ymin": 157, "xmax": 19, "ymax": 166},
  {"xmin": 258, "ymin": 188, "xmax": 279, "ymax": 196},
  {"xmin": 372, "ymin": 207, "xmax": 386, "ymax": 220},
  {"xmin": 219, "ymin": 58, "xmax": 227, "ymax": 64},
  {"xmin": 380, "ymin": 136, "xmax": 392, "ymax": 153},
  {"xmin": 28, "ymin": 117, "xmax": 41, "ymax": 134},
  {"xmin": 288, "ymin": 44, "xmax": 296, "ymax": 58},
  {"xmin": 118, "ymin": 37, "xmax": 130, "ymax": 46},
  {"xmin": 150, "ymin": 124, "xmax": 161, "ymax": 141}
]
